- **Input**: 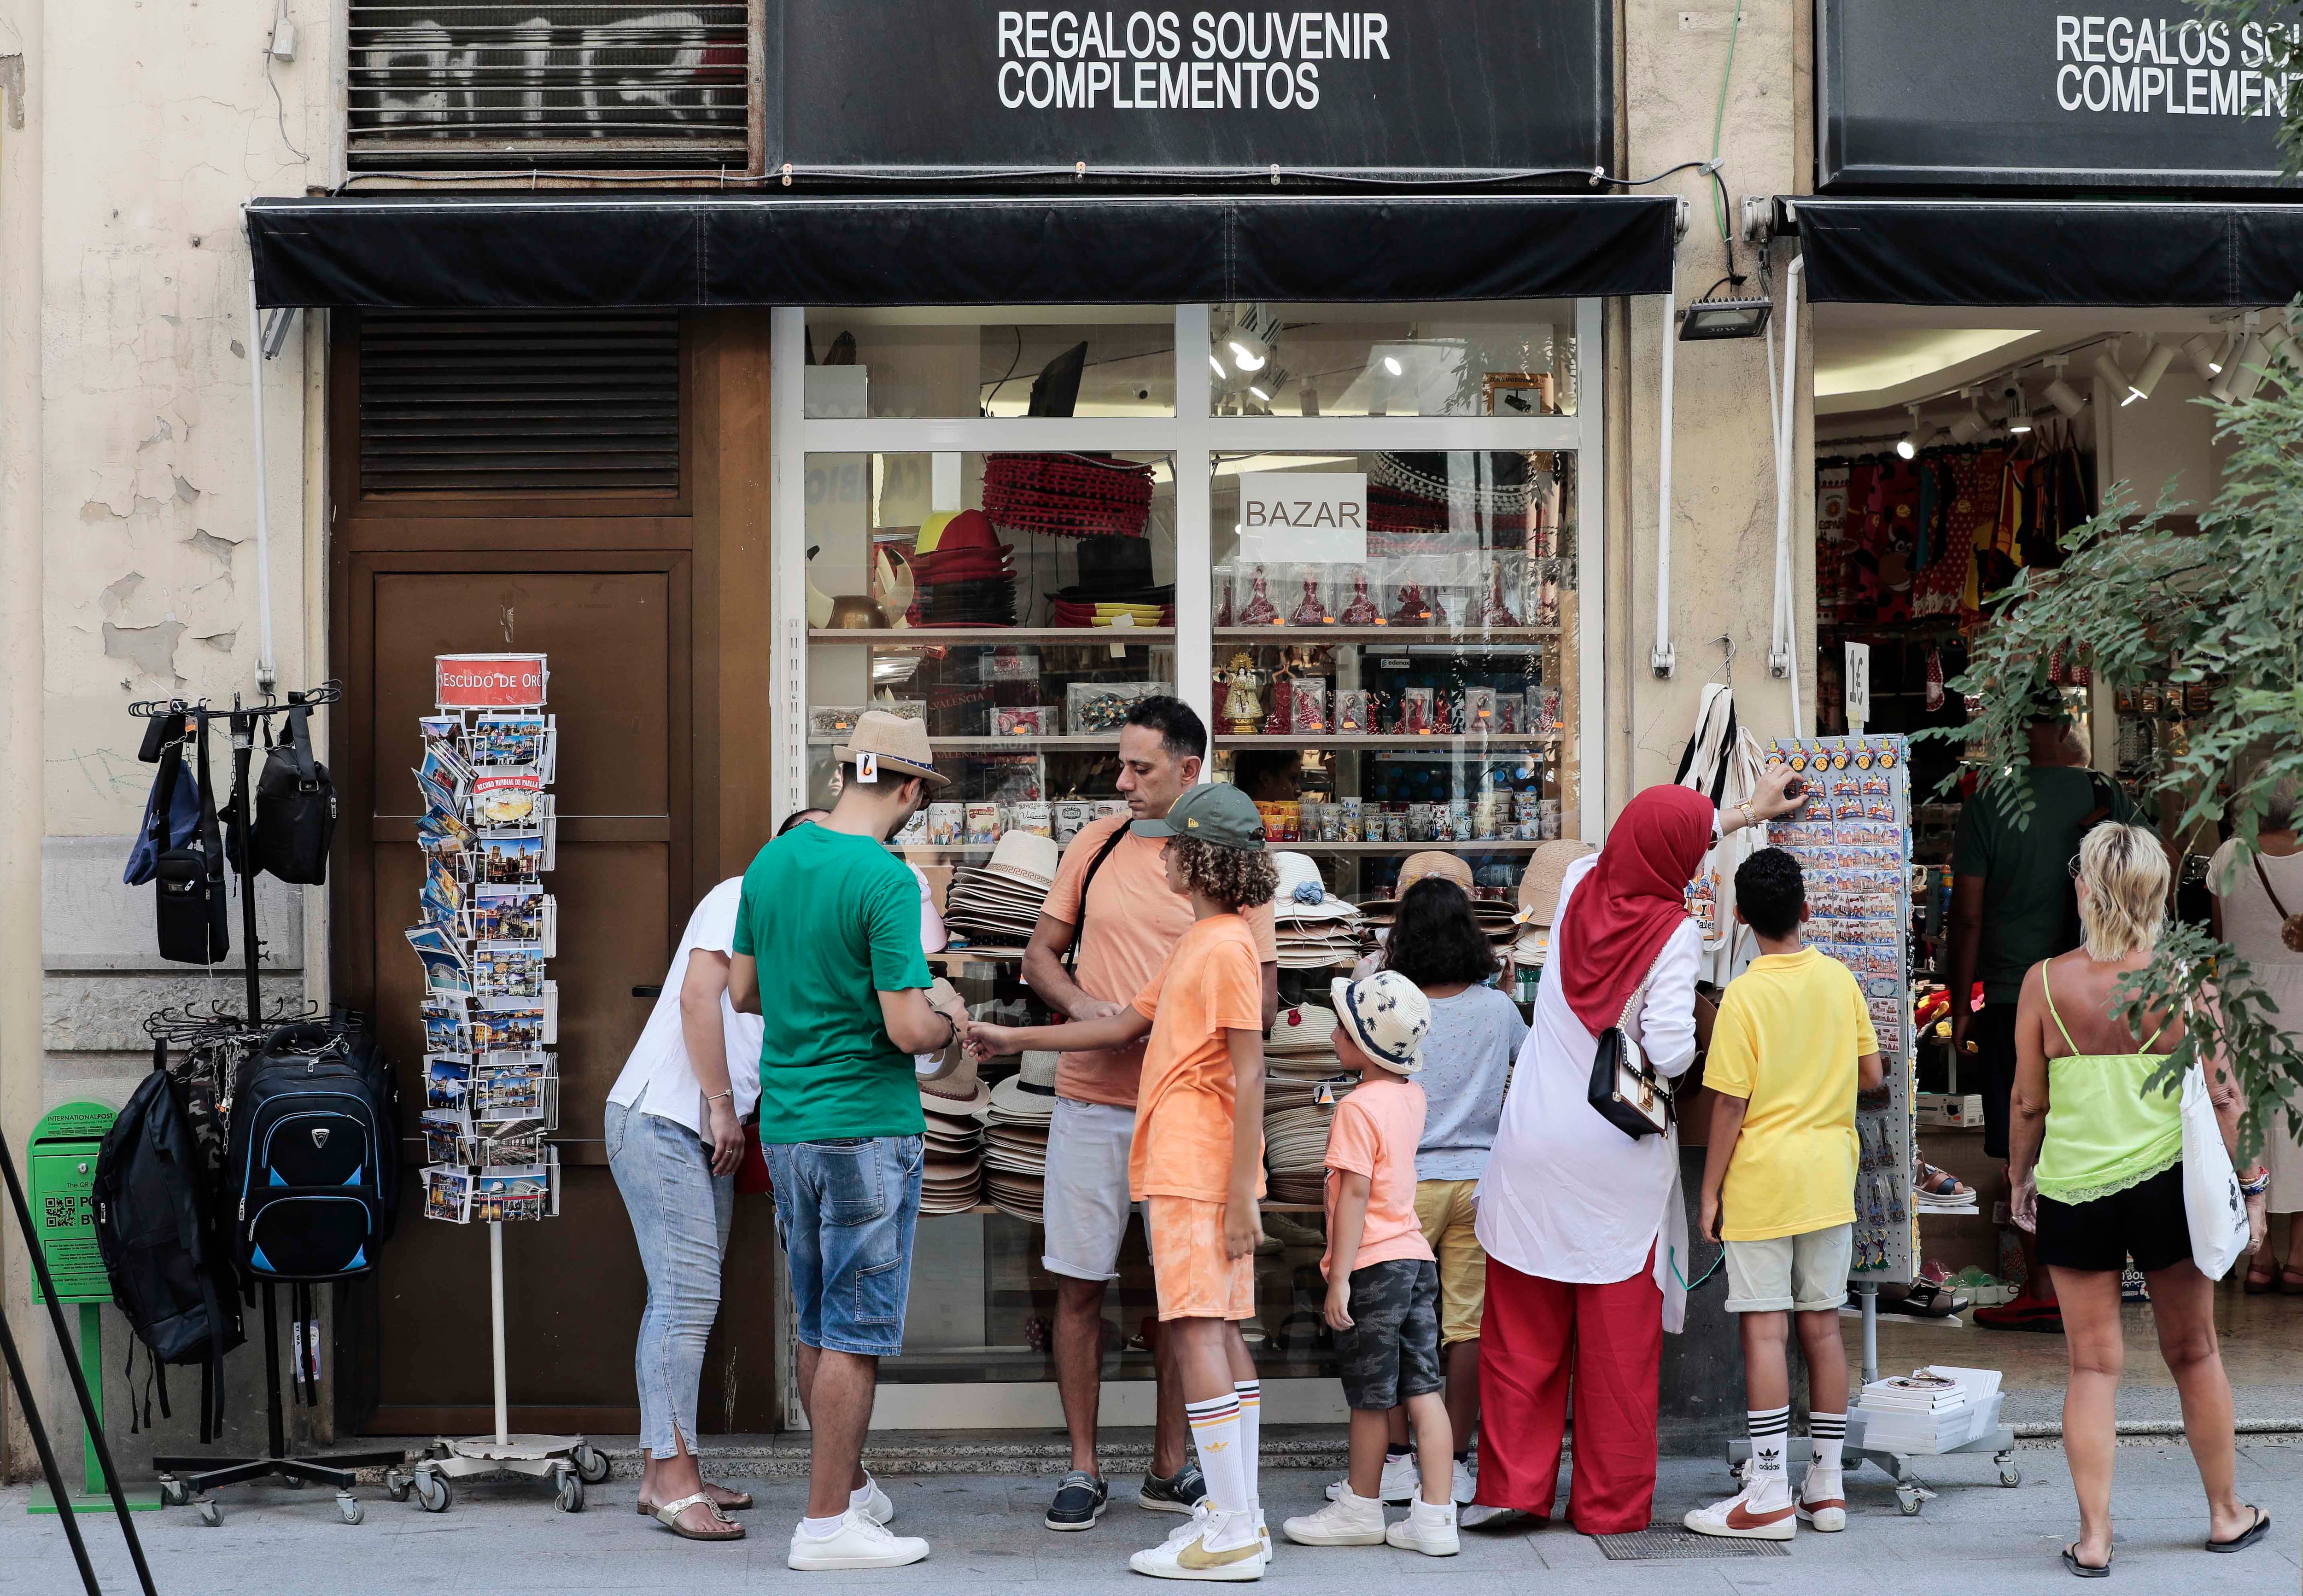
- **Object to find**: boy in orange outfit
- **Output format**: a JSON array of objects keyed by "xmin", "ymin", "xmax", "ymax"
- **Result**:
[{"xmin": 970, "ymin": 781, "xmax": 1277, "ymax": 1580}]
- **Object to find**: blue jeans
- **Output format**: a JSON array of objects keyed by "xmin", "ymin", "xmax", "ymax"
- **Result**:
[
  {"xmin": 606, "ymin": 1102, "xmax": 734, "ymax": 1458},
  {"xmin": 766, "ymin": 1136, "xmax": 923, "ymax": 1357}
]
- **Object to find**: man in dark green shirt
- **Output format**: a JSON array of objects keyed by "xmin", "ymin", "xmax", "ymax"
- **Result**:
[
  {"xmin": 1947, "ymin": 704, "xmax": 2139, "ymax": 1329},
  {"xmin": 729, "ymin": 711, "xmax": 965, "ymax": 1569}
]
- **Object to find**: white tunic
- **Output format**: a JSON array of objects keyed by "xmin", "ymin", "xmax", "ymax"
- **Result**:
[{"xmin": 1475, "ymin": 853, "xmax": 1701, "ymax": 1332}]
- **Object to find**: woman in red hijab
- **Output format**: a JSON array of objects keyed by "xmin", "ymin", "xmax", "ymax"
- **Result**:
[{"xmin": 1468, "ymin": 772, "xmax": 1805, "ymax": 1535}]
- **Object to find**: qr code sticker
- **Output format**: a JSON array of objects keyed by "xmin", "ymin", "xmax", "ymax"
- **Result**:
[{"xmin": 43, "ymin": 1195, "xmax": 74, "ymax": 1231}]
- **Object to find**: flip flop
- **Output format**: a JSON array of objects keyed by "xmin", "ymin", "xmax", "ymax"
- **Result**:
[
  {"xmin": 638, "ymin": 1481, "xmax": 754, "ymax": 1515},
  {"xmin": 2205, "ymin": 1505, "xmax": 2269, "ymax": 1553},
  {"xmin": 650, "ymin": 1491, "xmax": 745, "ymax": 1542},
  {"xmin": 2061, "ymin": 1543, "xmax": 2110, "ymax": 1578}
]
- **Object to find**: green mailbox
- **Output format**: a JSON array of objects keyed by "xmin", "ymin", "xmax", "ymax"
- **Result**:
[{"xmin": 29, "ymin": 1101, "xmax": 114, "ymax": 1306}]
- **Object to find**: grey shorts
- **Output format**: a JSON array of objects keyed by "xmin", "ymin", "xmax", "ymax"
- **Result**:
[
  {"xmin": 1335, "ymin": 1258, "xmax": 1442, "ymax": 1411},
  {"xmin": 1724, "ymin": 1223, "xmax": 1854, "ymax": 1315}
]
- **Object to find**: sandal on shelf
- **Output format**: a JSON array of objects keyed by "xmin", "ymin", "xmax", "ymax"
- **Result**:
[
  {"xmin": 2205, "ymin": 1505, "xmax": 2270, "ymax": 1553},
  {"xmin": 1913, "ymin": 1162, "xmax": 1974, "ymax": 1199},
  {"xmin": 649, "ymin": 1492, "xmax": 744, "ymax": 1542},
  {"xmin": 2061, "ymin": 1543, "xmax": 2110, "ymax": 1578},
  {"xmin": 1890, "ymin": 1279, "xmax": 1969, "ymax": 1318}
]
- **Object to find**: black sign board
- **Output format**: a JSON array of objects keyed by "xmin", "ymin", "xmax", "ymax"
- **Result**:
[
  {"xmin": 1821, "ymin": 0, "xmax": 2300, "ymax": 189},
  {"xmin": 766, "ymin": 1, "xmax": 1611, "ymax": 175}
]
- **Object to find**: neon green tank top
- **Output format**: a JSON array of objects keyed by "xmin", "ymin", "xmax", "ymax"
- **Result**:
[{"xmin": 2032, "ymin": 961, "xmax": 2180, "ymax": 1205}]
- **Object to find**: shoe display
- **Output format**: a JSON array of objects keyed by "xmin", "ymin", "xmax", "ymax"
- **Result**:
[
  {"xmin": 1385, "ymin": 1499, "xmax": 1460, "ymax": 1557},
  {"xmin": 1283, "ymin": 1489, "xmax": 1387, "ymax": 1547},
  {"xmin": 855, "ymin": 1472, "xmax": 894, "ymax": 1526},
  {"xmin": 786, "ymin": 1508, "xmax": 932, "ymax": 1570},
  {"xmin": 1323, "ymin": 1451, "xmax": 1419, "ymax": 1504},
  {"xmin": 1450, "ymin": 1459, "xmax": 1477, "ymax": 1505},
  {"xmin": 1683, "ymin": 1482, "xmax": 1796, "ymax": 1542},
  {"xmin": 1045, "ymin": 1469, "xmax": 1109, "ymax": 1532},
  {"xmin": 1796, "ymin": 1466, "xmax": 1847, "ymax": 1532},
  {"xmin": 1129, "ymin": 1506, "xmax": 1266, "ymax": 1581},
  {"xmin": 1140, "ymin": 1462, "xmax": 1210, "ymax": 1515}
]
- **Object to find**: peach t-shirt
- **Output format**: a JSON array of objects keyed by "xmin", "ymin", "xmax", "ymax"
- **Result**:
[
  {"xmin": 1128, "ymin": 913, "xmax": 1269, "ymax": 1204},
  {"xmin": 1321, "ymin": 1074, "xmax": 1437, "ymax": 1278},
  {"xmin": 1044, "ymin": 817, "xmax": 1278, "ymax": 1108}
]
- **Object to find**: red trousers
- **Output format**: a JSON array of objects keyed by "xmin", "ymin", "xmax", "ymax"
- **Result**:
[{"xmin": 1474, "ymin": 1252, "xmax": 1662, "ymax": 1535}]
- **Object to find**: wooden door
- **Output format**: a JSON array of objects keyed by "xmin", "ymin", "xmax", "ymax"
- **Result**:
[{"xmin": 329, "ymin": 311, "xmax": 777, "ymax": 1437}]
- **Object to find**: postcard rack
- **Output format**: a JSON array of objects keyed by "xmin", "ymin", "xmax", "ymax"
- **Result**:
[{"xmin": 384, "ymin": 653, "xmax": 606, "ymax": 1514}]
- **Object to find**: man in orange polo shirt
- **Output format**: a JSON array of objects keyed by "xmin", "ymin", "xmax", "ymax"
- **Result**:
[{"xmin": 1020, "ymin": 698, "xmax": 1279, "ymax": 1534}]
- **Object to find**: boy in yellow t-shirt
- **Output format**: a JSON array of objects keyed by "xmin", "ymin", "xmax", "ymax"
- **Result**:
[{"xmin": 1685, "ymin": 847, "xmax": 1883, "ymax": 1544}]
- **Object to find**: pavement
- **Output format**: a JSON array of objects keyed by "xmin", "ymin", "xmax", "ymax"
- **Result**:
[{"xmin": 5, "ymin": 1439, "xmax": 2297, "ymax": 1596}]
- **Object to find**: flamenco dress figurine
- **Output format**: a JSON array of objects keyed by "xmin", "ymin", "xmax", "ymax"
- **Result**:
[
  {"xmin": 1473, "ymin": 565, "xmax": 1522, "ymax": 627},
  {"xmin": 1389, "ymin": 581, "xmax": 1434, "ymax": 627},
  {"xmin": 1237, "ymin": 566, "xmax": 1282, "ymax": 625},
  {"xmin": 1337, "ymin": 568, "xmax": 1384, "ymax": 624},
  {"xmin": 1288, "ymin": 575, "xmax": 1330, "ymax": 626}
]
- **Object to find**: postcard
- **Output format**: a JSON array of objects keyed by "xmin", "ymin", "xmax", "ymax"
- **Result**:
[
  {"xmin": 473, "ymin": 1161, "xmax": 553, "ymax": 1223},
  {"xmin": 471, "ymin": 771, "xmax": 544, "ymax": 827},
  {"xmin": 474, "ymin": 948, "xmax": 547, "ymax": 1001},
  {"xmin": 420, "ymin": 1107, "xmax": 470, "ymax": 1164},
  {"xmin": 421, "ymin": 1166, "xmax": 472, "ymax": 1224},
  {"xmin": 478, "ymin": 831, "xmax": 544, "ymax": 885},
  {"xmin": 425, "ymin": 1054, "xmax": 473, "ymax": 1109},
  {"xmin": 471, "ymin": 713, "xmax": 550, "ymax": 771}
]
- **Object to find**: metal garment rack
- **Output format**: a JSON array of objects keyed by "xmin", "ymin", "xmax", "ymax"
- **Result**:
[{"xmin": 127, "ymin": 683, "xmax": 407, "ymax": 1526}]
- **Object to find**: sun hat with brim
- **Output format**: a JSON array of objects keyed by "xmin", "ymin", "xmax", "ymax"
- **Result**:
[
  {"xmin": 1131, "ymin": 781, "xmax": 1266, "ymax": 850},
  {"xmin": 1268, "ymin": 1002, "xmax": 1340, "ymax": 1053},
  {"xmin": 1515, "ymin": 839, "xmax": 1597, "ymax": 929},
  {"xmin": 981, "ymin": 831, "xmax": 1060, "ymax": 889},
  {"xmin": 1330, "ymin": 970, "xmax": 1432, "ymax": 1076},
  {"xmin": 834, "ymin": 708, "xmax": 949, "ymax": 789},
  {"xmin": 1357, "ymin": 850, "xmax": 1473, "ymax": 912}
]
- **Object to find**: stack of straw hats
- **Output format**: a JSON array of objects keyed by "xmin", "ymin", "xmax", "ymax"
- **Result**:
[
  {"xmin": 1263, "ymin": 997, "xmax": 1344, "ymax": 1206},
  {"xmin": 983, "ymin": 1050, "xmax": 1059, "ymax": 1221},
  {"xmin": 918, "ymin": 1031, "xmax": 989, "ymax": 1217},
  {"xmin": 1269, "ymin": 852, "xmax": 1365, "ymax": 972},
  {"xmin": 1509, "ymin": 840, "xmax": 1596, "ymax": 972},
  {"xmin": 944, "ymin": 831, "xmax": 1060, "ymax": 952}
]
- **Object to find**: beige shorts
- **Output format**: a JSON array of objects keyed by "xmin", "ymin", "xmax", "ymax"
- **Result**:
[
  {"xmin": 1414, "ymin": 1179, "xmax": 1487, "ymax": 1346},
  {"xmin": 1724, "ymin": 1223, "xmax": 1853, "ymax": 1314},
  {"xmin": 1147, "ymin": 1196, "xmax": 1257, "ymax": 1322}
]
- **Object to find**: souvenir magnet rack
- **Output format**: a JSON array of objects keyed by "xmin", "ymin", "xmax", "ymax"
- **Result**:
[
  {"xmin": 386, "ymin": 655, "xmax": 607, "ymax": 1514},
  {"xmin": 130, "ymin": 684, "xmax": 408, "ymax": 1527}
]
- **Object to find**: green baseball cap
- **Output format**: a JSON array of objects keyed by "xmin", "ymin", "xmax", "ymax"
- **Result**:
[{"xmin": 1131, "ymin": 781, "xmax": 1267, "ymax": 850}]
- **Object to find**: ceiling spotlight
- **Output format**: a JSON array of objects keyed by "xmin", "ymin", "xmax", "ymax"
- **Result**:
[
  {"xmin": 1209, "ymin": 353, "xmax": 1227, "ymax": 379},
  {"xmin": 1248, "ymin": 385, "xmax": 1270, "ymax": 402},
  {"xmin": 2183, "ymin": 330, "xmax": 2229, "ymax": 379},
  {"xmin": 1895, "ymin": 403, "xmax": 1920, "ymax": 460},
  {"xmin": 2042, "ymin": 377, "xmax": 2086, "ymax": 417},
  {"xmin": 2261, "ymin": 318, "xmax": 2300, "ymax": 368},
  {"xmin": 2093, "ymin": 350, "xmax": 2144, "ymax": 405},
  {"xmin": 1381, "ymin": 355, "xmax": 1403, "ymax": 376},
  {"xmin": 2213, "ymin": 333, "xmax": 2268, "ymax": 402},
  {"xmin": 2129, "ymin": 340, "xmax": 2177, "ymax": 402},
  {"xmin": 1228, "ymin": 340, "xmax": 1267, "ymax": 373},
  {"xmin": 2005, "ymin": 378, "xmax": 2033, "ymax": 433}
]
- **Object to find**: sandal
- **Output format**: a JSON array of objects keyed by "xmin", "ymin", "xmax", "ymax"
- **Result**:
[
  {"xmin": 2245, "ymin": 1262, "xmax": 2278, "ymax": 1294},
  {"xmin": 2205, "ymin": 1504, "xmax": 2270, "ymax": 1553},
  {"xmin": 2061, "ymin": 1543, "xmax": 2110, "ymax": 1578},
  {"xmin": 650, "ymin": 1491, "xmax": 745, "ymax": 1542},
  {"xmin": 1889, "ymin": 1279, "xmax": 1969, "ymax": 1319},
  {"xmin": 638, "ymin": 1480, "xmax": 754, "ymax": 1517},
  {"xmin": 2278, "ymin": 1269, "xmax": 2303, "ymax": 1296}
]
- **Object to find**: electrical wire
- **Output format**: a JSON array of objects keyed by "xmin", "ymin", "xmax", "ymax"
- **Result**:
[{"xmin": 265, "ymin": 50, "xmax": 308, "ymax": 163}]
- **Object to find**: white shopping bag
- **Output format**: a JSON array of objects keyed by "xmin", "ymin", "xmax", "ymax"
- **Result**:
[{"xmin": 2181, "ymin": 1063, "xmax": 2252, "ymax": 1280}]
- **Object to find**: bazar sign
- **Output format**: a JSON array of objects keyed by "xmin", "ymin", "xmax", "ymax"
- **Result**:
[
  {"xmin": 1820, "ymin": 1, "xmax": 2302, "ymax": 188},
  {"xmin": 772, "ymin": 0, "xmax": 1611, "ymax": 173},
  {"xmin": 1238, "ymin": 472, "xmax": 1368, "ymax": 563}
]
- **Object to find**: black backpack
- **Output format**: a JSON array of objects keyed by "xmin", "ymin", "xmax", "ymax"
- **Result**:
[
  {"xmin": 92, "ymin": 1049, "xmax": 246, "ymax": 1441},
  {"xmin": 227, "ymin": 1020, "xmax": 399, "ymax": 1281},
  {"xmin": 251, "ymin": 703, "xmax": 336, "ymax": 886}
]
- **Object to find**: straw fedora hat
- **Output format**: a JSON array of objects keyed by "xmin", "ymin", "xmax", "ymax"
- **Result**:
[
  {"xmin": 981, "ymin": 830, "xmax": 1060, "ymax": 890},
  {"xmin": 920, "ymin": 1041, "xmax": 991, "ymax": 1116},
  {"xmin": 835, "ymin": 708, "xmax": 948, "ymax": 788},
  {"xmin": 988, "ymin": 1050, "xmax": 1061, "ymax": 1121},
  {"xmin": 1515, "ymin": 839, "xmax": 1596, "ymax": 929}
]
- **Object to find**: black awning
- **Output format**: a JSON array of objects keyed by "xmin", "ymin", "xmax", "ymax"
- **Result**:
[
  {"xmin": 1789, "ymin": 198, "xmax": 2303, "ymax": 308},
  {"xmin": 246, "ymin": 192, "xmax": 1678, "ymax": 309}
]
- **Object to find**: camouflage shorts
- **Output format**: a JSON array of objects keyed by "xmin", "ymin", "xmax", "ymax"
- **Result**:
[{"xmin": 1335, "ymin": 1258, "xmax": 1442, "ymax": 1411}]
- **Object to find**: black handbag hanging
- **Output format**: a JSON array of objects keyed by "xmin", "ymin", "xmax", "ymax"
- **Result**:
[
  {"xmin": 1586, "ymin": 951, "xmax": 1675, "ymax": 1140},
  {"xmin": 251, "ymin": 703, "xmax": 336, "ymax": 885},
  {"xmin": 153, "ymin": 715, "xmax": 230, "ymax": 965}
]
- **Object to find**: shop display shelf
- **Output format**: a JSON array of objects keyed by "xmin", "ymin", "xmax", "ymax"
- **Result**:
[
  {"xmin": 809, "ymin": 627, "xmax": 1174, "ymax": 645},
  {"xmin": 1259, "ymin": 839, "xmax": 1559, "ymax": 853},
  {"xmin": 807, "ymin": 734, "xmax": 1132, "ymax": 749},
  {"xmin": 937, "ymin": 1201, "xmax": 1325, "ymax": 1217},
  {"xmin": 1215, "ymin": 733, "xmax": 1562, "ymax": 749},
  {"xmin": 1215, "ymin": 626, "xmax": 1558, "ymax": 644}
]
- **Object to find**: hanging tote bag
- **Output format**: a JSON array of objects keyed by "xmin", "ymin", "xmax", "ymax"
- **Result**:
[
  {"xmin": 2180, "ymin": 1061, "xmax": 2252, "ymax": 1280},
  {"xmin": 1587, "ymin": 954, "xmax": 1674, "ymax": 1139}
]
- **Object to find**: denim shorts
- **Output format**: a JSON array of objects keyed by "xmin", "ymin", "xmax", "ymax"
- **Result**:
[{"xmin": 766, "ymin": 1136, "xmax": 924, "ymax": 1357}]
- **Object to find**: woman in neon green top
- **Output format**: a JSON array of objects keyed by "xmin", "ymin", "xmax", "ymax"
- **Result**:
[{"xmin": 2007, "ymin": 823, "xmax": 2270, "ymax": 1574}]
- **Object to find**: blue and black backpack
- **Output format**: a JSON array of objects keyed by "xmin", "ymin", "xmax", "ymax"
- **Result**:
[{"xmin": 227, "ymin": 1019, "xmax": 399, "ymax": 1281}]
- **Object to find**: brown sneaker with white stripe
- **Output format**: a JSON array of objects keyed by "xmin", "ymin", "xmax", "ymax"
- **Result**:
[
  {"xmin": 1796, "ymin": 1466, "xmax": 1847, "ymax": 1532},
  {"xmin": 1684, "ymin": 1482, "xmax": 1797, "ymax": 1541}
]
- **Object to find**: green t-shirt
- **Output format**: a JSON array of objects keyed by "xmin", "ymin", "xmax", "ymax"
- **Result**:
[
  {"xmin": 732, "ymin": 825, "xmax": 931, "ymax": 1143},
  {"xmin": 1952, "ymin": 766, "xmax": 2140, "ymax": 1005}
]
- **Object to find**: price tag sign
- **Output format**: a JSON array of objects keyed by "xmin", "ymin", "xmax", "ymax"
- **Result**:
[{"xmin": 1844, "ymin": 641, "xmax": 1872, "ymax": 733}]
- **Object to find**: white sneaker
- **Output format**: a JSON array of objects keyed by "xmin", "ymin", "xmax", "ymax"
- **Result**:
[
  {"xmin": 1796, "ymin": 1466, "xmax": 1847, "ymax": 1532},
  {"xmin": 853, "ymin": 1472, "xmax": 894, "ymax": 1526},
  {"xmin": 1283, "ymin": 1489, "xmax": 1387, "ymax": 1547},
  {"xmin": 1683, "ymin": 1481, "xmax": 1796, "ymax": 1542},
  {"xmin": 1385, "ymin": 1499, "xmax": 1460, "ymax": 1557},
  {"xmin": 1450, "ymin": 1460, "xmax": 1477, "ymax": 1505},
  {"xmin": 786, "ymin": 1509, "xmax": 930, "ymax": 1570},
  {"xmin": 1458, "ymin": 1503, "xmax": 1514, "ymax": 1530},
  {"xmin": 1257, "ymin": 1509, "xmax": 1271, "ymax": 1566},
  {"xmin": 1128, "ymin": 1507, "xmax": 1265, "ymax": 1581},
  {"xmin": 1324, "ymin": 1453, "xmax": 1419, "ymax": 1504}
]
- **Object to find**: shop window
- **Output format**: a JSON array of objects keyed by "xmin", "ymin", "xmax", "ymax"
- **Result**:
[
  {"xmin": 357, "ymin": 311, "xmax": 682, "ymax": 497},
  {"xmin": 1207, "ymin": 302, "xmax": 1578, "ymax": 418},
  {"xmin": 801, "ymin": 311, "xmax": 1178, "ymax": 419}
]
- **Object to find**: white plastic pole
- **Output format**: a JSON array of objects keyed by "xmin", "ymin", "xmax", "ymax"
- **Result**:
[
  {"xmin": 1651, "ymin": 279, "xmax": 1677, "ymax": 678},
  {"xmin": 245, "ymin": 267, "xmax": 279, "ymax": 696},
  {"xmin": 491, "ymin": 1220, "xmax": 509, "ymax": 1445},
  {"xmin": 1779, "ymin": 257, "xmax": 1806, "ymax": 734}
]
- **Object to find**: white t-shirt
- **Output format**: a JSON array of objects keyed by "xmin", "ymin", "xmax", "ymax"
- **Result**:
[{"xmin": 606, "ymin": 878, "xmax": 763, "ymax": 1135}]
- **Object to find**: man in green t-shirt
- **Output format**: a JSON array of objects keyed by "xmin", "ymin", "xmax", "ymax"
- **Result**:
[
  {"xmin": 729, "ymin": 711, "xmax": 966, "ymax": 1570},
  {"xmin": 1947, "ymin": 701, "xmax": 2139, "ymax": 1331}
]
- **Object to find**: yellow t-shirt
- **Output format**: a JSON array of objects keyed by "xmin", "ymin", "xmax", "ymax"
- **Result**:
[{"xmin": 1704, "ymin": 946, "xmax": 1880, "ymax": 1241}]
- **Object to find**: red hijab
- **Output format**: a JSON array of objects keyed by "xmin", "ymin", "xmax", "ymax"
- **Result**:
[{"xmin": 1555, "ymin": 785, "xmax": 1713, "ymax": 1036}]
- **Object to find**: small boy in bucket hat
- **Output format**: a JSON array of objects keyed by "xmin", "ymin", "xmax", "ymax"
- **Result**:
[
  {"xmin": 1282, "ymin": 970, "xmax": 1458, "ymax": 1557},
  {"xmin": 969, "ymin": 781, "xmax": 1279, "ymax": 1579}
]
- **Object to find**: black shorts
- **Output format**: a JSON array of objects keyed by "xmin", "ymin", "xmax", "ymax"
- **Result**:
[
  {"xmin": 1976, "ymin": 1004, "xmax": 2022, "ymax": 1160},
  {"xmin": 2035, "ymin": 1162, "xmax": 2193, "ymax": 1275},
  {"xmin": 1335, "ymin": 1258, "xmax": 1442, "ymax": 1411}
]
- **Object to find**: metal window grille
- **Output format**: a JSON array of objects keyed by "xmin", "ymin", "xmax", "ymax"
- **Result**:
[
  {"xmin": 347, "ymin": 4, "xmax": 747, "ymax": 170},
  {"xmin": 358, "ymin": 313, "xmax": 682, "ymax": 496}
]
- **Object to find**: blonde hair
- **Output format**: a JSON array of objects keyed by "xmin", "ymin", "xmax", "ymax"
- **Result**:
[{"xmin": 2075, "ymin": 822, "xmax": 2169, "ymax": 961}]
